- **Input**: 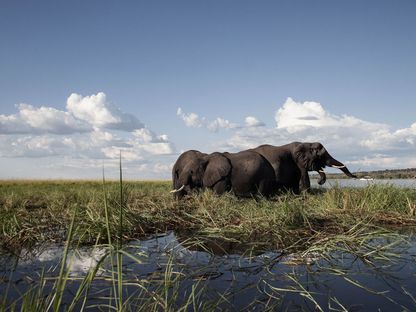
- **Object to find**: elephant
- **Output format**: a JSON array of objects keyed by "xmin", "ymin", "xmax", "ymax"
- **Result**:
[
  {"xmin": 171, "ymin": 150, "xmax": 276, "ymax": 199},
  {"xmin": 172, "ymin": 150, "xmax": 207, "ymax": 198},
  {"xmin": 252, "ymin": 142, "xmax": 357, "ymax": 194}
]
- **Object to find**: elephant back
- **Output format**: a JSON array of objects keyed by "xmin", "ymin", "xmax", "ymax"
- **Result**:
[{"xmin": 227, "ymin": 151, "xmax": 276, "ymax": 197}]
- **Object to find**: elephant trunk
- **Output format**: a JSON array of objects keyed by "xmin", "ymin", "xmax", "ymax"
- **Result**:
[
  {"xmin": 172, "ymin": 172, "xmax": 193, "ymax": 199},
  {"xmin": 326, "ymin": 158, "xmax": 357, "ymax": 178},
  {"xmin": 317, "ymin": 170, "xmax": 326, "ymax": 185}
]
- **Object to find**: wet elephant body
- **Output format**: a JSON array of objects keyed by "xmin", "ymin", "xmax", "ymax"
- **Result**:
[
  {"xmin": 221, "ymin": 151, "xmax": 276, "ymax": 197},
  {"xmin": 171, "ymin": 150, "xmax": 276, "ymax": 199},
  {"xmin": 252, "ymin": 142, "xmax": 356, "ymax": 194}
]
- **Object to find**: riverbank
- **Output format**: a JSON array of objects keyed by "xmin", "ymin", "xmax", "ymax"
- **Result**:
[
  {"xmin": 319, "ymin": 167, "xmax": 416, "ymax": 179},
  {"xmin": 1, "ymin": 180, "xmax": 415, "ymax": 252},
  {"xmin": 1, "ymin": 180, "xmax": 416, "ymax": 310}
]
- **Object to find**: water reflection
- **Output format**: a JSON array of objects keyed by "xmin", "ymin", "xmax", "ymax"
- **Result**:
[{"xmin": 1, "ymin": 232, "xmax": 416, "ymax": 311}]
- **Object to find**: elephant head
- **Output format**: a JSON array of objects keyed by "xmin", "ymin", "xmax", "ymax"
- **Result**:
[
  {"xmin": 294, "ymin": 142, "xmax": 357, "ymax": 183},
  {"xmin": 171, "ymin": 153, "xmax": 232, "ymax": 199}
]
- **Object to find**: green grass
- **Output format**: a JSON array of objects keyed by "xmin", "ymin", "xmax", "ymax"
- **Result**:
[
  {"xmin": 0, "ymin": 180, "xmax": 415, "ymax": 251},
  {"xmin": 1, "ymin": 179, "xmax": 416, "ymax": 311}
]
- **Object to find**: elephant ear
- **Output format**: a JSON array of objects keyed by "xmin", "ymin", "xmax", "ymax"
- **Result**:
[
  {"xmin": 311, "ymin": 142, "xmax": 325, "ymax": 157},
  {"xmin": 293, "ymin": 143, "xmax": 309, "ymax": 169},
  {"xmin": 202, "ymin": 154, "xmax": 232, "ymax": 187}
]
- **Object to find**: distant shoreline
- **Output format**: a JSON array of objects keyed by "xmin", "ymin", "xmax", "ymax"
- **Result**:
[
  {"xmin": 311, "ymin": 168, "xmax": 416, "ymax": 180},
  {"xmin": 1, "ymin": 168, "xmax": 416, "ymax": 182}
]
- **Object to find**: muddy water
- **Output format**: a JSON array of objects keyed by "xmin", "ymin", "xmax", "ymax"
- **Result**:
[{"xmin": 1, "ymin": 232, "xmax": 416, "ymax": 311}]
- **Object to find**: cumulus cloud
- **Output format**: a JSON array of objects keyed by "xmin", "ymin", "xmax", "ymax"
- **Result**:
[
  {"xmin": 130, "ymin": 128, "xmax": 174, "ymax": 155},
  {"xmin": 245, "ymin": 116, "xmax": 265, "ymax": 127},
  {"xmin": 219, "ymin": 97, "xmax": 416, "ymax": 170},
  {"xmin": 100, "ymin": 128, "xmax": 175, "ymax": 162},
  {"xmin": 176, "ymin": 108, "xmax": 203, "ymax": 128},
  {"xmin": 0, "ymin": 92, "xmax": 144, "ymax": 135},
  {"xmin": 67, "ymin": 92, "xmax": 144, "ymax": 131},
  {"xmin": 0, "ymin": 104, "xmax": 91, "ymax": 135},
  {"xmin": 3, "ymin": 94, "xmax": 416, "ymax": 178},
  {"xmin": 275, "ymin": 97, "xmax": 385, "ymax": 134},
  {"xmin": 0, "ymin": 92, "xmax": 175, "ymax": 178},
  {"xmin": 207, "ymin": 118, "xmax": 238, "ymax": 132},
  {"xmin": 0, "ymin": 135, "xmax": 76, "ymax": 158},
  {"xmin": 176, "ymin": 107, "xmax": 261, "ymax": 132}
]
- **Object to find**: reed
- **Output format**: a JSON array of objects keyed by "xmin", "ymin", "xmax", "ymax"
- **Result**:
[
  {"xmin": 0, "ymin": 181, "xmax": 415, "ymax": 250},
  {"xmin": 0, "ymin": 178, "xmax": 415, "ymax": 310}
]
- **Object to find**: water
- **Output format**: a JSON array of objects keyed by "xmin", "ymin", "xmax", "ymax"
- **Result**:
[
  {"xmin": 1, "ymin": 232, "xmax": 416, "ymax": 311},
  {"xmin": 311, "ymin": 178, "xmax": 416, "ymax": 188}
]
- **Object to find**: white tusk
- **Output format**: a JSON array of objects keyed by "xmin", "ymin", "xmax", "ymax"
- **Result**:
[
  {"xmin": 170, "ymin": 184, "xmax": 185, "ymax": 193},
  {"xmin": 319, "ymin": 170, "xmax": 325, "ymax": 173},
  {"xmin": 330, "ymin": 165, "xmax": 345, "ymax": 169}
]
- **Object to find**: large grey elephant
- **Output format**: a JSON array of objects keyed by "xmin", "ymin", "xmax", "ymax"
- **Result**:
[
  {"xmin": 171, "ymin": 150, "xmax": 276, "ymax": 199},
  {"xmin": 172, "ymin": 150, "xmax": 207, "ymax": 198},
  {"xmin": 252, "ymin": 142, "xmax": 357, "ymax": 194}
]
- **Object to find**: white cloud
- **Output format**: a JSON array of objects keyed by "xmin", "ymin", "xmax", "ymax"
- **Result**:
[
  {"xmin": 176, "ymin": 100, "xmax": 416, "ymax": 170},
  {"xmin": 0, "ymin": 127, "xmax": 174, "ymax": 161},
  {"xmin": 101, "ymin": 147, "xmax": 143, "ymax": 162},
  {"xmin": 207, "ymin": 117, "xmax": 238, "ymax": 132},
  {"xmin": 176, "ymin": 107, "xmax": 204, "ymax": 128},
  {"xmin": 153, "ymin": 162, "xmax": 173, "ymax": 174},
  {"xmin": 245, "ymin": 116, "xmax": 265, "ymax": 127},
  {"xmin": 176, "ymin": 107, "xmax": 257, "ymax": 132},
  {"xmin": 96, "ymin": 129, "xmax": 175, "ymax": 162},
  {"xmin": 66, "ymin": 92, "xmax": 143, "ymax": 131},
  {"xmin": 0, "ymin": 92, "xmax": 176, "ymax": 178},
  {"xmin": 0, "ymin": 92, "xmax": 144, "ymax": 135},
  {"xmin": 2, "ymin": 94, "xmax": 416, "ymax": 179},
  {"xmin": 128, "ymin": 128, "xmax": 175, "ymax": 155},
  {"xmin": 219, "ymin": 97, "xmax": 416, "ymax": 170},
  {"xmin": 0, "ymin": 104, "xmax": 91, "ymax": 135},
  {"xmin": 0, "ymin": 135, "xmax": 71, "ymax": 158},
  {"xmin": 275, "ymin": 97, "xmax": 386, "ymax": 134}
]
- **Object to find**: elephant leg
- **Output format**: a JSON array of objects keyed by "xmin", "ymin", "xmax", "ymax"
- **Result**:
[
  {"xmin": 211, "ymin": 180, "xmax": 230, "ymax": 195},
  {"xmin": 257, "ymin": 180, "xmax": 272, "ymax": 197},
  {"xmin": 292, "ymin": 184, "xmax": 300, "ymax": 195},
  {"xmin": 299, "ymin": 169, "xmax": 311, "ymax": 192}
]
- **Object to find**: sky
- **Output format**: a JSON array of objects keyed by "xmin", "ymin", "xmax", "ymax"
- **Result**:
[{"xmin": 1, "ymin": 1, "xmax": 415, "ymax": 180}]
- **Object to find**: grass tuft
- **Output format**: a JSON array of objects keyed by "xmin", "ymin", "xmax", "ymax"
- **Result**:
[{"xmin": 0, "ymin": 180, "xmax": 415, "ymax": 310}]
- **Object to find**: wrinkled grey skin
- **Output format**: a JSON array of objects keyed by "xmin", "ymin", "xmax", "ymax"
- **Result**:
[
  {"xmin": 252, "ymin": 142, "xmax": 357, "ymax": 194},
  {"xmin": 172, "ymin": 150, "xmax": 276, "ymax": 199},
  {"xmin": 172, "ymin": 150, "xmax": 207, "ymax": 199}
]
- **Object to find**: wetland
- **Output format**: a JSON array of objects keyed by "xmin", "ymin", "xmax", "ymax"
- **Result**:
[{"xmin": 0, "ymin": 179, "xmax": 416, "ymax": 310}]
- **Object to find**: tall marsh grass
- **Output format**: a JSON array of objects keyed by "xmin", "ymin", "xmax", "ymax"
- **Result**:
[
  {"xmin": 0, "ymin": 177, "xmax": 415, "ymax": 310},
  {"xmin": 0, "ymin": 181, "xmax": 415, "ymax": 250}
]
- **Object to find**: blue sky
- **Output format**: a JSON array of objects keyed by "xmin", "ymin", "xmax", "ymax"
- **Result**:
[{"xmin": 1, "ymin": 1, "xmax": 415, "ymax": 179}]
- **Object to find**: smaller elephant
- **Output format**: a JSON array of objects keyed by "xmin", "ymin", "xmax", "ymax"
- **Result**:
[
  {"xmin": 172, "ymin": 150, "xmax": 207, "ymax": 198},
  {"xmin": 253, "ymin": 142, "xmax": 357, "ymax": 194},
  {"xmin": 171, "ymin": 150, "xmax": 276, "ymax": 199}
]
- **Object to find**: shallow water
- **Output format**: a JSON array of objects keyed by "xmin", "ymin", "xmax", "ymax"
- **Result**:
[
  {"xmin": 1, "ymin": 232, "xmax": 416, "ymax": 311},
  {"xmin": 312, "ymin": 178, "xmax": 416, "ymax": 188}
]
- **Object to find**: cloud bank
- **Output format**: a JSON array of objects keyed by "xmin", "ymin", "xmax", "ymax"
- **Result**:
[
  {"xmin": 2, "ymin": 95, "xmax": 415, "ymax": 179},
  {"xmin": 176, "ymin": 107, "xmax": 265, "ymax": 132},
  {"xmin": 0, "ymin": 104, "xmax": 91, "ymax": 135},
  {"xmin": 0, "ymin": 93, "xmax": 175, "ymax": 177},
  {"xmin": 66, "ymin": 92, "xmax": 144, "ymax": 131},
  {"xmin": 176, "ymin": 107, "xmax": 240, "ymax": 131},
  {"xmin": 219, "ymin": 97, "xmax": 416, "ymax": 170}
]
